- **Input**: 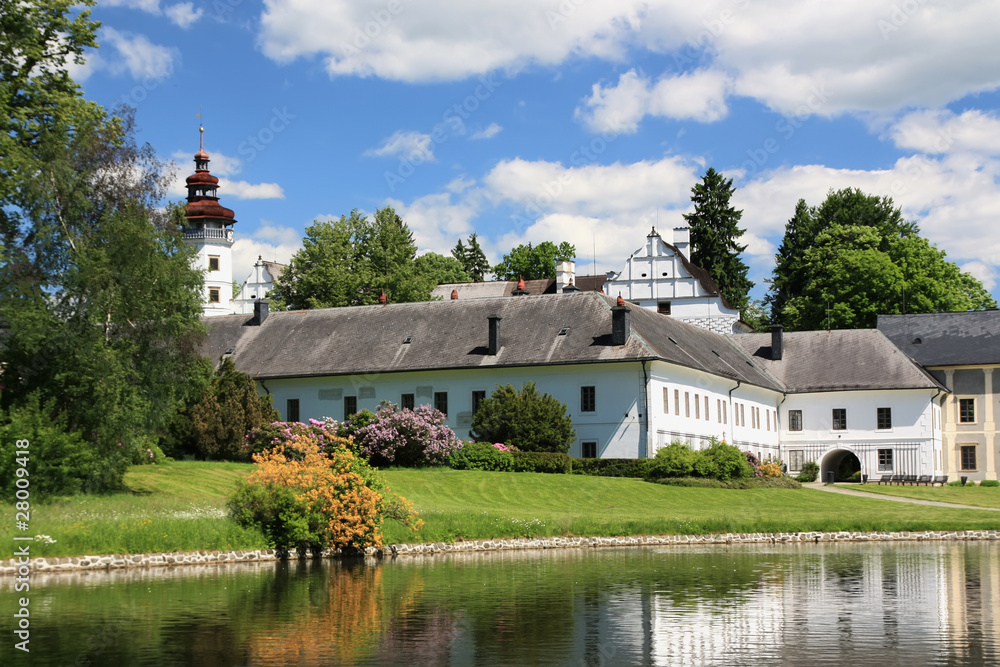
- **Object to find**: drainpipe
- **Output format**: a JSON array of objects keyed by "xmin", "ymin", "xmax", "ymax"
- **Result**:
[
  {"xmin": 728, "ymin": 380, "xmax": 741, "ymax": 445},
  {"xmin": 930, "ymin": 387, "xmax": 943, "ymax": 474},
  {"xmin": 641, "ymin": 360, "xmax": 650, "ymax": 458},
  {"xmin": 259, "ymin": 378, "xmax": 271, "ymax": 395}
]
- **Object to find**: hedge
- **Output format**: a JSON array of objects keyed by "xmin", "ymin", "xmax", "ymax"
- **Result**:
[
  {"xmin": 571, "ymin": 458, "xmax": 652, "ymax": 478},
  {"xmin": 511, "ymin": 451, "xmax": 572, "ymax": 474}
]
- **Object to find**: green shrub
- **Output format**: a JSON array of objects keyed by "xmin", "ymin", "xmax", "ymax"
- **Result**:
[
  {"xmin": 649, "ymin": 442, "xmax": 696, "ymax": 478},
  {"xmin": 654, "ymin": 476, "xmax": 726, "ymax": 488},
  {"xmin": 449, "ymin": 442, "xmax": 515, "ymax": 471},
  {"xmin": 512, "ymin": 451, "xmax": 572, "ymax": 473},
  {"xmin": 654, "ymin": 475, "xmax": 802, "ymax": 489},
  {"xmin": 796, "ymin": 461, "xmax": 819, "ymax": 483},
  {"xmin": 845, "ymin": 471, "xmax": 862, "ymax": 483},
  {"xmin": 572, "ymin": 457, "xmax": 651, "ymax": 478},
  {"xmin": 697, "ymin": 439, "xmax": 752, "ymax": 481},
  {"xmin": 0, "ymin": 394, "xmax": 106, "ymax": 498},
  {"xmin": 470, "ymin": 382, "xmax": 576, "ymax": 453},
  {"xmin": 980, "ymin": 479, "xmax": 999, "ymax": 487}
]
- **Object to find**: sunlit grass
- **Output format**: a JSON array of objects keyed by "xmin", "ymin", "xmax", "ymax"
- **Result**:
[
  {"xmin": 2, "ymin": 462, "xmax": 998, "ymax": 557},
  {"xmin": 844, "ymin": 482, "xmax": 1000, "ymax": 509}
]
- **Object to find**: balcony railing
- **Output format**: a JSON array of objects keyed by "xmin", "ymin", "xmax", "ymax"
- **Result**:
[{"xmin": 184, "ymin": 227, "xmax": 232, "ymax": 241}]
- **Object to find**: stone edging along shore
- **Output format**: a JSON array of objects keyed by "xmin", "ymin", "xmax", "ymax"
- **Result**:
[{"xmin": 3, "ymin": 529, "xmax": 999, "ymax": 576}]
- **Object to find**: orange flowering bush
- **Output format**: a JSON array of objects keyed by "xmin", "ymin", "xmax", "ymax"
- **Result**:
[{"xmin": 229, "ymin": 431, "xmax": 422, "ymax": 553}]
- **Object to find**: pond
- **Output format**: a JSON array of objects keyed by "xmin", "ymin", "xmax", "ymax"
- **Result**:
[{"xmin": 3, "ymin": 541, "xmax": 998, "ymax": 666}]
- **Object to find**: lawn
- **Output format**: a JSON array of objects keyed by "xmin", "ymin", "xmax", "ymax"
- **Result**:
[
  {"xmin": 843, "ymin": 482, "xmax": 1000, "ymax": 509},
  {"xmin": 3, "ymin": 462, "xmax": 999, "ymax": 558}
]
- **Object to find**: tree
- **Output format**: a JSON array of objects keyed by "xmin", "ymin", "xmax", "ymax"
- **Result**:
[
  {"xmin": 470, "ymin": 382, "xmax": 576, "ymax": 453},
  {"xmin": 451, "ymin": 232, "xmax": 490, "ymax": 281},
  {"xmin": 683, "ymin": 168, "xmax": 754, "ymax": 314},
  {"xmin": 492, "ymin": 241, "xmax": 575, "ymax": 281},
  {"xmin": 0, "ymin": 3, "xmax": 208, "ymax": 491},
  {"xmin": 271, "ymin": 206, "xmax": 438, "ymax": 309},
  {"xmin": 768, "ymin": 189, "xmax": 995, "ymax": 330},
  {"xmin": 414, "ymin": 251, "xmax": 472, "ymax": 289},
  {"xmin": 189, "ymin": 357, "xmax": 280, "ymax": 461}
]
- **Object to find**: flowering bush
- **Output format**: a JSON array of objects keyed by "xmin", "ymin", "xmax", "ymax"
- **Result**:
[
  {"xmin": 229, "ymin": 430, "xmax": 422, "ymax": 553},
  {"xmin": 246, "ymin": 418, "xmax": 363, "ymax": 458},
  {"xmin": 353, "ymin": 402, "xmax": 463, "ymax": 467}
]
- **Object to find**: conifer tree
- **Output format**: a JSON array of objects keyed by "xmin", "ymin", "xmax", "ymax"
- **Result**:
[
  {"xmin": 683, "ymin": 168, "xmax": 754, "ymax": 314},
  {"xmin": 451, "ymin": 232, "xmax": 490, "ymax": 281}
]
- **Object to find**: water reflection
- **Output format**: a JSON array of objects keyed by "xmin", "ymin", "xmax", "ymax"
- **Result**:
[{"xmin": 2, "ymin": 542, "xmax": 997, "ymax": 666}]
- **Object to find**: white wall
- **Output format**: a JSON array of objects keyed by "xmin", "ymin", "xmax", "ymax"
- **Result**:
[
  {"xmin": 191, "ymin": 223, "xmax": 233, "ymax": 318},
  {"xmin": 779, "ymin": 389, "xmax": 942, "ymax": 476},
  {"xmin": 260, "ymin": 362, "xmax": 647, "ymax": 458},
  {"xmin": 233, "ymin": 260, "xmax": 277, "ymax": 315}
]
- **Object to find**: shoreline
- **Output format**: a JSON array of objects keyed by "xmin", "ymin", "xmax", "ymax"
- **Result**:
[{"xmin": 4, "ymin": 528, "xmax": 999, "ymax": 577}]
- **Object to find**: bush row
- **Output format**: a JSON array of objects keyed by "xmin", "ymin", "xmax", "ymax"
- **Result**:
[{"xmin": 448, "ymin": 442, "xmax": 572, "ymax": 473}]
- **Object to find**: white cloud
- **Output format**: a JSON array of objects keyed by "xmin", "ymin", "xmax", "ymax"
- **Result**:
[
  {"xmin": 257, "ymin": 1, "xmax": 999, "ymax": 126},
  {"xmin": 101, "ymin": 28, "xmax": 176, "ymax": 80},
  {"xmin": 232, "ymin": 223, "xmax": 301, "ymax": 284},
  {"xmin": 384, "ymin": 192, "xmax": 480, "ymax": 256},
  {"xmin": 470, "ymin": 122, "xmax": 503, "ymax": 140},
  {"xmin": 365, "ymin": 130, "xmax": 436, "ymax": 162},
  {"xmin": 165, "ymin": 3, "xmax": 204, "ymax": 29},
  {"xmin": 890, "ymin": 109, "xmax": 1000, "ymax": 155},
  {"xmin": 576, "ymin": 68, "xmax": 729, "ymax": 133},
  {"xmin": 171, "ymin": 149, "xmax": 243, "ymax": 177},
  {"xmin": 100, "ymin": 0, "xmax": 162, "ymax": 12},
  {"xmin": 220, "ymin": 179, "xmax": 285, "ymax": 200}
]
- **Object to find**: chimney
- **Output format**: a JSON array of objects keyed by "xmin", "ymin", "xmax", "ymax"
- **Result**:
[
  {"xmin": 771, "ymin": 324, "xmax": 783, "ymax": 360},
  {"xmin": 672, "ymin": 226, "xmax": 690, "ymax": 260},
  {"xmin": 556, "ymin": 259, "xmax": 576, "ymax": 292},
  {"xmin": 488, "ymin": 314, "xmax": 502, "ymax": 355},
  {"xmin": 252, "ymin": 299, "xmax": 269, "ymax": 326},
  {"xmin": 451, "ymin": 289, "xmax": 459, "ymax": 300},
  {"xmin": 511, "ymin": 275, "xmax": 529, "ymax": 296},
  {"xmin": 562, "ymin": 277, "xmax": 580, "ymax": 293},
  {"xmin": 611, "ymin": 294, "xmax": 631, "ymax": 345}
]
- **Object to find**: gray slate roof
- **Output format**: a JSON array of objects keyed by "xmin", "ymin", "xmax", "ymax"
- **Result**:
[
  {"xmin": 877, "ymin": 311, "xmax": 1000, "ymax": 366},
  {"xmin": 202, "ymin": 291, "xmax": 781, "ymax": 390},
  {"xmin": 430, "ymin": 275, "xmax": 607, "ymax": 300},
  {"xmin": 729, "ymin": 329, "xmax": 944, "ymax": 393}
]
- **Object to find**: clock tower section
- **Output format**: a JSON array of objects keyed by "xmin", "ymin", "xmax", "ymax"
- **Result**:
[{"xmin": 183, "ymin": 127, "xmax": 236, "ymax": 317}]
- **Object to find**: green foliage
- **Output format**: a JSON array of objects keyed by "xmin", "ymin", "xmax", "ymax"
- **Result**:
[
  {"xmin": 470, "ymin": 382, "xmax": 576, "ymax": 453},
  {"xmin": 512, "ymin": 451, "xmax": 572, "ymax": 474},
  {"xmin": 492, "ymin": 241, "xmax": 575, "ymax": 281},
  {"xmin": 767, "ymin": 189, "xmax": 995, "ymax": 330},
  {"xmin": 980, "ymin": 480, "xmax": 999, "ymax": 488},
  {"xmin": 649, "ymin": 442, "xmax": 696, "ymax": 478},
  {"xmin": 684, "ymin": 168, "xmax": 753, "ymax": 314},
  {"xmin": 0, "ymin": 394, "xmax": 105, "ymax": 498},
  {"xmin": 796, "ymin": 461, "xmax": 819, "ymax": 483},
  {"xmin": 270, "ymin": 206, "xmax": 437, "ymax": 309},
  {"xmin": 571, "ymin": 457, "xmax": 651, "ymax": 478},
  {"xmin": 449, "ymin": 442, "xmax": 515, "ymax": 471},
  {"xmin": 189, "ymin": 358, "xmax": 280, "ymax": 461},
  {"xmin": 451, "ymin": 232, "xmax": 491, "ymax": 281},
  {"xmin": 413, "ymin": 251, "xmax": 472, "ymax": 288}
]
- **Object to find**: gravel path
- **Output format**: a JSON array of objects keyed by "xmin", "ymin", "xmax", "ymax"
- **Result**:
[{"xmin": 805, "ymin": 483, "xmax": 1000, "ymax": 512}]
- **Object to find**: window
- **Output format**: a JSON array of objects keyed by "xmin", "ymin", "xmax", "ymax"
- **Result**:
[
  {"xmin": 663, "ymin": 387, "xmax": 669, "ymax": 414},
  {"xmin": 674, "ymin": 390, "xmax": 680, "ymax": 416},
  {"xmin": 766, "ymin": 409, "xmax": 770, "ymax": 431},
  {"xmin": 751, "ymin": 406, "xmax": 756, "ymax": 429},
  {"xmin": 877, "ymin": 407, "xmax": 892, "ymax": 430},
  {"xmin": 472, "ymin": 390, "xmax": 486, "ymax": 415},
  {"xmin": 959, "ymin": 398, "xmax": 976, "ymax": 423},
  {"xmin": 685, "ymin": 392, "xmax": 690, "ymax": 418},
  {"xmin": 694, "ymin": 394, "xmax": 700, "ymax": 420},
  {"xmin": 286, "ymin": 398, "xmax": 300, "ymax": 423},
  {"xmin": 960, "ymin": 445, "xmax": 977, "ymax": 471},
  {"xmin": 717, "ymin": 399, "xmax": 722, "ymax": 423},
  {"xmin": 722, "ymin": 402, "xmax": 727, "ymax": 425},
  {"xmin": 788, "ymin": 410, "xmax": 803, "ymax": 432},
  {"xmin": 657, "ymin": 301, "xmax": 671, "ymax": 315},
  {"xmin": 344, "ymin": 396, "xmax": 357, "ymax": 420},
  {"xmin": 832, "ymin": 408, "xmax": 847, "ymax": 430},
  {"xmin": 208, "ymin": 255, "xmax": 220, "ymax": 272},
  {"xmin": 788, "ymin": 450, "xmax": 804, "ymax": 472},
  {"xmin": 401, "ymin": 393, "xmax": 415, "ymax": 410},
  {"xmin": 209, "ymin": 287, "xmax": 220, "ymax": 303},
  {"xmin": 581, "ymin": 386, "xmax": 596, "ymax": 412},
  {"xmin": 740, "ymin": 403, "xmax": 745, "ymax": 427},
  {"xmin": 878, "ymin": 448, "xmax": 893, "ymax": 471},
  {"xmin": 582, "ymin": 441, "xmax": 597, "ymax": 458},
  {"xmin": 773, "ymin": 411, "xmax": 778, "ymax": 431},
  {"xmin": 434, "ymin": 391, "xmax": 448, "ymax": 416},
  {"xmin": 704, "ymin": 396, "xmax": 709, "ymax": 421}
]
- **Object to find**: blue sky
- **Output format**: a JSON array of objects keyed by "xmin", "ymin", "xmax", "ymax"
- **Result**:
[{"xmin": 76, "ymin": 1, "xmax": 1000, "ymax": 302}]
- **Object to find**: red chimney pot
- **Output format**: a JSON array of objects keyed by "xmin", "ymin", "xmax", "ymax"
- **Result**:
[
  {"xmin": 379, "ymin": 290, "xmax": 387, "ymax": 305},
  {"xmin": 616, "ymin": 293, "xmax": 625, "ymax": 307},
  {"xmin": 451, "ymin": 289, "xmax": 459, "ymax": 300}
]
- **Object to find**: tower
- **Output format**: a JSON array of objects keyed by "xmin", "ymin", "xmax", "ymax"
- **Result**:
[{"xmin": 183, "ymin": 127, "xmax": 236, "ymax": 317}]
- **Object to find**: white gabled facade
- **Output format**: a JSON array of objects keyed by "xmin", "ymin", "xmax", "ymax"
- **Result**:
[
  {"xmin": 233, "ymin": 256, "xmax": 284, "ymax": 316},
  {"xmin": 603, "ymin": 227, "xmax": 750, "ymax": 335}
]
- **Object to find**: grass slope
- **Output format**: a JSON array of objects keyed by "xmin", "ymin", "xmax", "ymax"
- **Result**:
[{"xmin": 3, "ymin": 462, "xmax": 998, "ymax": 558}]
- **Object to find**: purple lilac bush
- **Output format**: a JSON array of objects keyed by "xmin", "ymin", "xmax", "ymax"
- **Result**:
[{"xmin": 354, "ymin": 403, "xmax": 463, "ymax": 467}]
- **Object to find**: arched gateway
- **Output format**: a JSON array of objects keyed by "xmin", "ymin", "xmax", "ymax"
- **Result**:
[{"xmin": 821, "ymin": 449, "xmax": 862, "ymax": 483}]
